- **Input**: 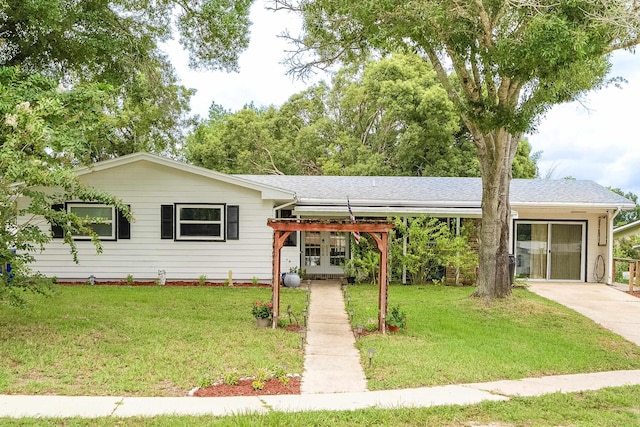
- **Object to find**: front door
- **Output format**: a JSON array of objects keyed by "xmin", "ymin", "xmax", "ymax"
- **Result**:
[
  {"xmin": 303, "ymin": 231, "xmax": 347, "ymax": 275},
  {"xmin": 514, "ymin": 221, "xmax": 585, "ymax": 281}
]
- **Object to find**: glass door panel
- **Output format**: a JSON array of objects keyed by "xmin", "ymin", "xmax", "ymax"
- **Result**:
[
  {"xmin": 549, "ymin": 224, "xmax": 583, "ymax": 280},
  {"xmin": 329, "ymin": 233, "xmax": 346, "ymax": 266},
  {"xmin": 303, "ymin": 231, "xmax": 347, "ymax": 274},
  {"xmin": 304, "ymin": 231, "xmax": 321, "ymax": 267},
  {"xmin": 515, "ymin": 223, "xmax": 548, "ymax": 279},
  {"xmin": 515, "ymin": 221, "xmax": 584, "ymax": 281}
]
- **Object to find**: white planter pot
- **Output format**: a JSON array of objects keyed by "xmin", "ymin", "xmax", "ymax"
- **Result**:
[{"xmin": 283, "ymin": 273, "xmax": 301, "ymax": 288}]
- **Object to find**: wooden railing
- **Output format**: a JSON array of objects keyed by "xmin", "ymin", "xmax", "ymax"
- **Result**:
[{"xmin": 613, "ymin": 258, "xmax": 640, "ymax": 291}]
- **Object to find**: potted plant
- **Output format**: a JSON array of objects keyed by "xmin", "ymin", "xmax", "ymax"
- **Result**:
[
  {"xmin": 252, "ymin": 301, "xmax": 273, "ymax": 327},
  {"xmin": 385, "ymin": 304, "xmax": 407, "ymax": 332},
  {"xmin": 343, "ymin": 259, "xmax": 357, "ymax": 284}
]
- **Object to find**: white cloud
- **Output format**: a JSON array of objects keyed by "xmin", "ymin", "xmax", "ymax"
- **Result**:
[{"xmin": 528, "ymin": 50, "xmax": 640, "ymax": 195}]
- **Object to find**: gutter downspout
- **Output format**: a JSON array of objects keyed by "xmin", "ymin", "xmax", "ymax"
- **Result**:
[{"xmin": 272, "ymin": 199, "xmax": 298, "ymax": 217}]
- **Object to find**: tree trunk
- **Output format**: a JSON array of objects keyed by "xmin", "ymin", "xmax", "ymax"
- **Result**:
[{"xmin": 473, "ymin": 128, "xmax": 519, "ymax": 300}]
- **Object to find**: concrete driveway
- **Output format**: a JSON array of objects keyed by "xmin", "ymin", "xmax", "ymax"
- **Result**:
[{"xmin": 529, "ymin": 283, "xmax": 640, "ymax": 346}]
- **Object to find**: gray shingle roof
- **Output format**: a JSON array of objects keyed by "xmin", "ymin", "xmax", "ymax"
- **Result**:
[{"xmin": 236, "ymin": 175, "xmax": 633, "ymax": 208}]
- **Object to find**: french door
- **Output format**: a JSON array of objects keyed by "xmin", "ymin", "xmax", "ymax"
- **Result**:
[
  {"xmin": 303, "ymin": 231, "xmax": 347, "ymax": 275},
  {"xmin": 514, "ymin": 221, "xmax": 585, "ymax": 281}
]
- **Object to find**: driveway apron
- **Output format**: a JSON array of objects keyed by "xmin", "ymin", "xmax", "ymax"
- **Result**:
[{"xmin": 529, "ymin": 282, "xmax": 640, "ymax": 346}]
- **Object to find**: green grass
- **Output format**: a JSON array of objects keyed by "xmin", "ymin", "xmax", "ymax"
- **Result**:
[
  {"xmin": 0, "ymin": 285, "xmax": 307, "ymax": 396},
  {"xmin": 346, "ymin": 284, "xmax": 640, "ymax": 389},
  {"xmin": 3, "ymin": 385, "xmax": 640, "ymax": 426},
  {"xmin": 2, "ymin": 283, "xmax": 640, "ymax": 398}
]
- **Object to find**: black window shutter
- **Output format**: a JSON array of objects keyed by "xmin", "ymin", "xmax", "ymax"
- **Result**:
[
  {"xmin": 117, "ymin": 205, "xmax": 131, "ymax": 240},
  {"xmin": 227, "ymin": 205, "xmax": 239, "ymax": 240},
  {"xmin": 161, "ymin": 205, "xmax": 174, "ymax": 239},
  {"xmin": 51, "ymin": 204, "xmax": 64, "ymax": 238}
]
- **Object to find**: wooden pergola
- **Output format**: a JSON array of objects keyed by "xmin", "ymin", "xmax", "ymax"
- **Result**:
[{"xmin": 267, "ymin": 219, "xmax": 395, "ymax": 333}]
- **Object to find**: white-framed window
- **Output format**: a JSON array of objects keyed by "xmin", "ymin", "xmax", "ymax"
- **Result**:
[
  {"xmin": 176, "ymin": 204, "xmax": 225, "ymax": 241},
  {"xmin": 67, "ymin": 203, "xmax": 116, "ymax": 240}
]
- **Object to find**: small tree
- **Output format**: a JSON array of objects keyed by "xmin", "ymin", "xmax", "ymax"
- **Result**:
[{"xmin": 0, "ymin": 68, "xmax": 129, "ymax": 307}]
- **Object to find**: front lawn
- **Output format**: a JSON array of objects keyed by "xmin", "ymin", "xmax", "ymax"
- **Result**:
[
  {"xmin": 347, "ymin": 284, "xmax": 640, "ymax": 389},
  {"xmin": 1, "ymin": 283, "xmax": 639, "ymax": 397},
  {"xmin": 0, "ymin": 285, "xmax": 307, "ymax": 396}
]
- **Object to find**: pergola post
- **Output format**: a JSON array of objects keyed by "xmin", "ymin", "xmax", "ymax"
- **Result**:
[
  {"xmin": 271, "ymin": 230, "xmax": 291, "ymax": 329},
  {"xmin": 268, "ymin": 219, "xmax": 394, "ymax": 333},
  {"xmin": 368, "ymin": 232, "xmax": 389, "ymax": 334}
]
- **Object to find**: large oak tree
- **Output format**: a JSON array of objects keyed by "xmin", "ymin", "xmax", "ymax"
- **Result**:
[{"xmin": 275, "ymin": 0, "xmax": 640, "ymax": 299}]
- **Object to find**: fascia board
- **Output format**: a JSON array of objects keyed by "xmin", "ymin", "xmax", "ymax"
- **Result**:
[{"xmin": 76, "ymin": 153, "xmax": 295, "ymax": 201}]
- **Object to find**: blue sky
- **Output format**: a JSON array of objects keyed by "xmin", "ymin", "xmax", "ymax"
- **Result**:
[{"xmin": 165, "ymin": 1, "xmax": 640, "ymax": 197}]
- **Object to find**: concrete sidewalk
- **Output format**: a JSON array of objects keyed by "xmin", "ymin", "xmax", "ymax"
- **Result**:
[
  {"xmin": 300, "ymin": 280, "xmax": 367, "ymax": 394},
  {"xmin": 2, "ymin": 370, "xmax": 640, "ymax": 418}
]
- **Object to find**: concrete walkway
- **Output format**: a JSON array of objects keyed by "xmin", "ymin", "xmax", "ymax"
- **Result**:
[
  {"xmin": 529, "ymin": 282, "xmax": 640, "ymax": 345},
  {"xmin": 3, "ymin": 370, "xmax": 640, "ymax": 418},
  {"xmin": 300, "ymin": 280, "xmax": 368, "ymax": 394}
]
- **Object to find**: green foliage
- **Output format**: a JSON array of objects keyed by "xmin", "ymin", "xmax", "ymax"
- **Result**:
[
  {"xmin": 198, "ymin": 275, "xmax": 207, "ymax": 286},
  {"xmin": 614, "ymin": 236, "xmax": 640, "ymax": 260},
  {"xmin": 186, "ymin": 54, "xmax": 539, "ymax": 178},
  {"xmin": 345, "ymin": 236, "xmax": 381, "ymax": 284},
  {"xmin": 254, "ymin": 367, "xmax": 271, "ymax": 382},
  {"xmin": 272, "ymin": 365, "xmax": 287, "ymax": 379},
  {"xmin": 390, "ymin": 216, "xmax": 478, "ymax": 285},
  {"xmin": 0, "ymin": 67, "xmax": 130, "ymax": 306},
  {"xmin": 1, "ymin": 0, "xmax": 251, "ymax": 77},
  {"xmin": 251, "ymin": 301, "xmax": 273, "ymax": 319},
  {"xmin": 222, "ymin": 370, "xmax": 240, "ymax": 386},
  {"xmin": 251, "ymin": 380, "xmax": 264, "ymax": 390},
  {"xmin": 197, "ymin": 372, "xmax": 214, "ymax": 388},
  {"xmin": 278, "ymin": 375, "xmax": 290, "ymax": 386},
  {"xmin": 0, "ymin": 0, "xmax": 255, "ymax": 305},
  {"xmin": 385, "ymin": 305, "xmax": 407, "ymax": 329},
  {"xmin": 512, "ymin": 139, "xmax": 541, "ymax": 179},
  {"xmin": 613, "ymin": 236, "xmax": 640, "ymax": 282},
  {"xmin": 125, "ymin": 275, "xmax": 134, "ymax": 286},
  {"xmin": 0, "ymin": 0, "xmax": 254, "ymax": 160},
  {"xmin": 610, "ymin": 188, "xmax": 640, "ymax": 226}
]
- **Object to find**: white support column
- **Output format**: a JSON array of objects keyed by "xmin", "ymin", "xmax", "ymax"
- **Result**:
[{"xmin": 402, "ymin": 217, "xmax": 407, "ymax": 285}]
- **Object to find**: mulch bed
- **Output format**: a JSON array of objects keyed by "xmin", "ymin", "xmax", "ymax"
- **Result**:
[
  {"xmin": 57, "ymin": 281, "xmax": 271, "ymax": 287},
  {"xmin": 628, "ymin": 291, "xmax": 640, "ymax": 298},
  {"xmin": 193, "ymin": 377, "xmax": 301, "ymax": 397}
]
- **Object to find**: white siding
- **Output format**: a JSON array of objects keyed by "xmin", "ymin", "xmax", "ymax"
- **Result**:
[{"xmin": 21, "ymin": 161, "xmax": 276, "ymax": 282}]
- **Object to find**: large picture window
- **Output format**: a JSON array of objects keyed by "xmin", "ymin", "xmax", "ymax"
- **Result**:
[
  {"xmin": 67, "ymin": 204, "xmax": 116, "ymax": 240},
  {"xmin": 176, "ymin": 204, "xmax": 224, "ymax": 241}
]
